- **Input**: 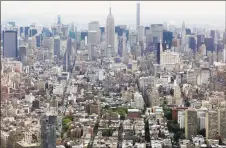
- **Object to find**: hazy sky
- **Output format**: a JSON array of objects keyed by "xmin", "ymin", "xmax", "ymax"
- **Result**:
[{"xmin": 1, "ymin": 1, "xmax": 225, "ymax": 29}]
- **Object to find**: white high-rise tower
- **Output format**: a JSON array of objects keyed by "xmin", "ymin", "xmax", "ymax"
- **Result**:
[
  {"xmin": 136, "ymin": 3, "xmax": 140, "ymax": 32},
  {"xmin": 106, "ymin": 6, "xmax": 115, "ymax": 57}
]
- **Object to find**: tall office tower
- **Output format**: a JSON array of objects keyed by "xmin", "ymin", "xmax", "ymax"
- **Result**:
[
  {"xmin": 186, "ymin": 28, "xmax": 191, "ymax": 35},
  {"xmin": 157, "ymin": 39, "xmax": 163, "ymax": 64},
  {"xmin": 163, "ymin": 31, "xmax": 173, "ymax": 49},
  {"xmin": 136, "ymin": 3, "xmax": 140, "ymax": 32},
  {"xmin": 135, "ymin": 42, "xmax": 141, "ymax": 59},
  {"xmin": 42, "ymin": 27, "xmax": 52, "ymax": 38},
  {"xmin": 151, "ymin": 24, "xmax": 163, "ymax": 45},
  {"xmin": 40, "ymin": 114, "xmax": 57, "ymax": 148},
  {"xmin": 185, "ymin": 109, "xmax": 198, "ymax": 139},
  {"xmin": 69, "ymin": 22, "xmax": 75, "ymax": 32},
  {"xmin": 81, "ymin": 31, "xmax": 88, "ymax": 41},
  {"xmin": 106, "ymin": 6, "xmax": 115, "ymax": 57},
  {"xmin": 189, "ymin": 36, "xmax": 196, "ymax": 52},
  {"xmin": 8, "ymin": 21, "xmax": 15, "ymax": 27},
  {"xmin": 115, "ymin": 33, "xmax": 118, "ymax": 54},
  {"xmin": 88, "ymin": 31, "xmax": 99, "ymax": 45},
  {"xmin": 29, "ymin": 27, "xmax": 38, "ymax": 37},
  {"xmin": 35, "ymin": 34, "xmax": 41, "ymax": 48},
  {"xmin": 206, "ymin": 111, "xmax": 218, "ymax": 139},
  {"xmin": 88, "ymin": 44, "xmax": 96, "ymax": 60},
  {"xmin": 118, "ymin": 37, "xmax": 123, "ymax": 57},
  {"xmin": 71, "ymin": 39, "xmax": 77, "ymax": 54},
  {"xmin": 88, "ymin": 21, "xmax": 100, "ymax": 44},
  {"xmin": 19, "ymin": 45, "xmax": 27, "ymax": 64},
  {"xmin": 19, "ymin": 27, "xmax": 24, "ymax": 37},
  {"xmin": 99, "ymin": 26, "xmax": 105, "ymax": 35},
  {"xmin": 63, "ymin": 50, "xmax": 70, "ymax": 72},
  {"xmin": 129, "ymin": 32, "xmax": 137, "ymax": 47},
  {"xmin": 218, "ymin": 109, "xmax": 226, "ymax": 139},
  {"xmin": 18, "ymin": 37, "xmax": 24, "ymax": 47},
  {"xmin": 145, "ymin": 29, "xmax": 152, "ymax": 48},
  {"xmin": 122, "ymin": 32, "xmax": 127, "ymax": 54},
  {"xmin": 57, "ymin": 14, "xmax": 61, "ymax": 25},
  {"xmin": 137, "ymin": 26, "xmax": 145, "ymax": 42},
  {"xmin": 54, "ymin": 36, "xmax": 61, "ymax": 58},
  {"xmin": 76, "ymin": 31, "xmax": 81, "ymax": 44},
  {"xmin": 89, "ymin": 21, "xmax": 99, "ymax": 31},
  {"xmin": 61, "ymin": 25, "xmax": 68, "ymax": 39},
  {"xmin": 3, "ymin": 31, "xmax": 18, "ymax": 58},
  {"xmin": 67, "ymin": 38, "xmax": 72, "ymax": 55},
  {"xmin": 43, "ymin": 37, "xmax": 54, "ymax": 50},
  {"xmin": 204, "ymin": 38, "xmax": 215, "ymax": 55},
  {"xmin": 145, "ymin": 26, "xmax": 150, "ymax": 36},
  {"xmin": 69, "ymin": 31, "xmax": 76, "ymax": 40},
  {"xmin": 210, "ymin": 30, "xmax": 215, "ymax": 38},
  {"xmin": 197, "ymin": 34, "xmax": 205, "ymax": 50},
  {"xmin": 181, "ymin": 21, "xmax": 186, "ymax": 50},
  {"xmin": 24, "ymin": 26, "xmax": 30, "ymax": 38}
]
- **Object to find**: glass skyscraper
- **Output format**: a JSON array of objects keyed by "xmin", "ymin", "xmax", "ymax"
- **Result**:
[
  {"xmin": 3, "ymin": 31, "xmax": 18, "ymax": 58},
  {"xmin": 163, "ymin": 31, "xmax": 173, "ymax": 49}
]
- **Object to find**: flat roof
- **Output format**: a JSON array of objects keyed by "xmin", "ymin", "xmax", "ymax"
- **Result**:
[{"xmin": 128, "ymin": 109, "xmax": 139, "ymax": 112}]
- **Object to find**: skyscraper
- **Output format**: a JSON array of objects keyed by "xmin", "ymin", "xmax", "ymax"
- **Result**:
[
  {"xmin": 204, "ymin": 38, "xmax": 215, "ymax": 53},
  {"xmin": 181, "ymin": 21, "xmax": 186, "ymax": 49},
  {"xmin": 81, "ymin": 31, "xmax": 88, "ymax": 41},
  {"xmin": 136, "ymin": 3, "xmax": 140, "ymax": 32},
  {"xmin": 63, "ymin": 50, "xmax": 70, "ymax": 72},
  {"xmin": 3, "ymin": 31, "xmax": 18, "ymax": 58},
  {"xmin": 99, "ymin": 26, "xmax": 105, "ymax": 35},
  {"xmin": 54, "ymin": 36, "xmax": 61, "ymax": 58},
  {"xmin": 29, "ymin": 28, "xmax": 38, "ymax": 37},
  {"xmin": 8, "ymin": 22, "xmax": 15, "ymax": 27},
  {"xmin": 185, "ymin": 109, "xmax": 198, "ymax": 139},
  {"xmin": 42, "ymin": 27, "xmax": 52, "ymax": 38},
  {"xmin": 19, "ymin": 27, "xmax": 23, "ymax": 37},
  {"xmin": 137, "ymin": 26, "xmax": 145, "ymax": 42},
  {"xmin": 41, "ymin": 114, "xmax": 57, "ymax": 148},
  {"xmin": 151, "ymin": 24, "xmax": 164, "ymax": 45},
  {"xmin": 35, "ymin": 34, "xmax": 41, "ymax": 48},
  {"xmin": 88, "ymin": 21, "xmax": 100, "ymax": 45},
  {"xmin": 206, "ymin": 111, "xmax": 218, "ymax": 139},
  {"xmin": 24, "ymin": 26, "xmax": 30, "ymax": 38},
  {"xmin": 106, "ymin": 6, "xmax": 115, "ymax": 56},
  {"xmin": 57, "ymin": 14, "xmax": 61, "ymax": 25},
  {"xmin": 19, "ymin": 45, "xmax": 27, "ymax": 64},
  {"xmin": 163, "ymin": 31, "xmax": 173, "ymax": 49}
]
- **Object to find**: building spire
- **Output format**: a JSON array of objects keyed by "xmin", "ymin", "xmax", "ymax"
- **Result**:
[
  {"xmin": 109, "ymin": 1, "xmax": 111, "ymax": 14},
  {"xmin": 182, "ymin": 21, "xmax": 185, "ymax": 29}
]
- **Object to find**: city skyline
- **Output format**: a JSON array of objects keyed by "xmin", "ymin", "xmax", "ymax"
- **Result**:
[{"xmin": 1, "ymin": 1, "xmax": 225, "ymax": 29}]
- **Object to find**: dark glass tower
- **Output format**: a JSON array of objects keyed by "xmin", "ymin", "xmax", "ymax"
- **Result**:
[
  {"xmin": 163, "ymin": 31, "xmax": 173, "ymax": 49},
  {"xmin": 40, "ymin": 114, "xmax": 57, "ymax": 148},
  {"xmin": 3, "ymin": 31, "xmax": 18, "ymax": 59}
]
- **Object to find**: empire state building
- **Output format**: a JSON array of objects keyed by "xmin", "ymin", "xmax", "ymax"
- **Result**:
[{"xmin": 106, "ymin": 7, "xmax": 115, "ymax": 57}]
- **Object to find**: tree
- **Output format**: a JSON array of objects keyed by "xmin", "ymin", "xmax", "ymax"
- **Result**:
[
  {"xmin": 102, "ymin": 128, "xmax": 114, "ymax": 137},
  {"xmin": 174, "ymin": 131, "xmax": 185, "ymax": 142},
  {"xmin": 164, "ymin": 108, "xmax": 172, "ymax": 120}
]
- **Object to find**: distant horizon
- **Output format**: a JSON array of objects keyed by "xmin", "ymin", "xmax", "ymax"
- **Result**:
[{"xmin": 1, "ymin": 1, "xmax": 225, "ymax": 30}]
